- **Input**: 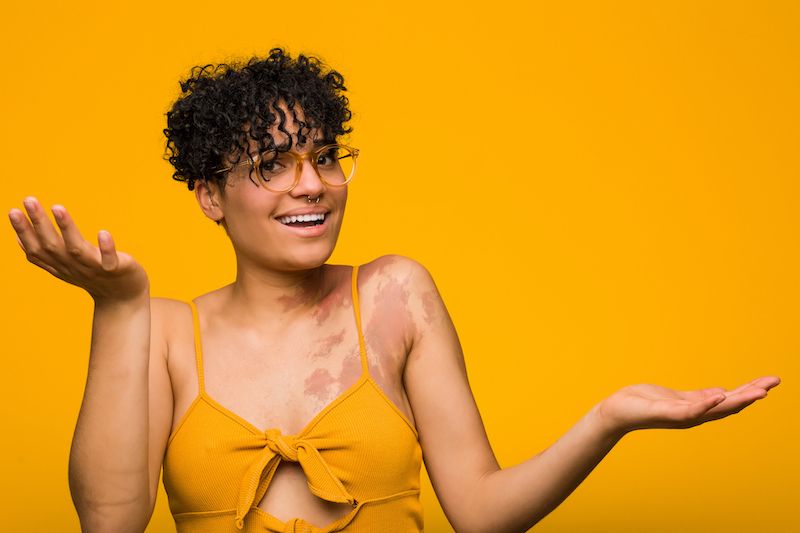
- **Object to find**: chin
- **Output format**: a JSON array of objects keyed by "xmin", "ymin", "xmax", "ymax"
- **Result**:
[{"xmin": 281, "ymin": 243, "xmax": 337, "ymax": 271}]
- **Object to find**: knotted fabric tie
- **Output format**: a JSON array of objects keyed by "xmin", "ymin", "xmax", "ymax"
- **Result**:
[{"xmin": 234, "ymin": 428, "xmax": 357, "ymax": 529}]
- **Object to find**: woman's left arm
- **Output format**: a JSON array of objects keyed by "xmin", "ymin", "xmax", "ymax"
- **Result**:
[{"xmin": 395, "ymin": 256, "xmax": 780, "ymax": 533}]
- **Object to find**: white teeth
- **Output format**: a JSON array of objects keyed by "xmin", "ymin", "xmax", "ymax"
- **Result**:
[{"xmin": 278, "ymin": 213, "xmax": 327, "ymax": 225}]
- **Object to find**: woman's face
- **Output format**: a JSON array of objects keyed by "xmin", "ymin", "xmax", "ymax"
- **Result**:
[{"xmin": 196, "ymin": 107, "xmax": 349, "ymax": 273}]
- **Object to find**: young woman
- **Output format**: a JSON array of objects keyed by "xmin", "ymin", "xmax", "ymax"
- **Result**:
[{"xmin": 8, "ymin": 49, "xmax": 780, "ymax": 533}]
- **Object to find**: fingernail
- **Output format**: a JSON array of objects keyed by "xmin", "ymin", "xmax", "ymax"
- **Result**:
[
  {"xmin": 52, "ymin": 205, "xmax": 64, "ymax": 219},
  {"xmin": 23, "ymin": 196, "xmax": 37, "ymax": 209},
  {"xmin": 8, "ymin": 210, "xmax": 20, "ymax": 223}
]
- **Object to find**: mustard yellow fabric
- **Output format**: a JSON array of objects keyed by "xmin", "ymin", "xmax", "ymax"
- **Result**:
[{"xmin": 162, "ymin": 265, "xmax": 424, "ymax": 532}]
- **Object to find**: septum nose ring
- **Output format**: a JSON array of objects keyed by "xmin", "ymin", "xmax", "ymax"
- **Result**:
[{"xmin": 307, "ymin": 195, "xmax": 320, "ymax": 204}]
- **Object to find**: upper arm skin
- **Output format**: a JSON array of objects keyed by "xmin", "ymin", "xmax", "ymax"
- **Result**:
[
  {"xmin": 388, "ymin": 256, "xmax": 499, "ymax": 530},
  {"xmin": 146, "ymin": 297, "xmax": 175, "ymax": 513}
]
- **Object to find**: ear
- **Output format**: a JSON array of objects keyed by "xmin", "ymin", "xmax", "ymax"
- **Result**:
[{"xmin": 194, "ymin": 179, "xmax": 224, "ymax": 222}]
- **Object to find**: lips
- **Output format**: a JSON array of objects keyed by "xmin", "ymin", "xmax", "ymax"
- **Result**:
[
  {"xmin": 277, "ymin": 212, "xmax": 327, "ymax": 226},
  {"xmin": 274, "ymin": 212, "xmax": 330, "ymax": 237},
  {"xmin": 274, "ymin": 208, "xmax": 330, "ymax": 218}
]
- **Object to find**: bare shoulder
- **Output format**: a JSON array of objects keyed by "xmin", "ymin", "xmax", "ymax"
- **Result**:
[
  {"xmin": 150, "ymin": 296, "xmax": 190, "ymax": 314},
  {"xmin": 148, "ymin": 297, "xmax": 201, "ymax": 409},
  {"xmin": 358, "ymin": 254, "xmax": 439, "ymax": 317},
  {"xmin": 149, "ymin": 296, "xmax": 191, "ymax": 324},
  {"xmin": 359, "ymin": 254, "xmax": 436, "ymax": 290},
  {"xmin": 149, "ymin": 297, "xmax": 194, "ymax": 362},
  {"xmin": 357, "ymin": 255, "xmax": 442, "ymax": 348}
]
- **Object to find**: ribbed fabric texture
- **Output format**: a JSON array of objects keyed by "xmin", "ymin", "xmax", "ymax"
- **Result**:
[{"xmin": 162, "ymin": 265, "xmax": 424, "ymax": 532}]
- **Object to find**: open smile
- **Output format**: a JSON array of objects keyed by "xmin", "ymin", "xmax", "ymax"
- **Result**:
[{"xmin": 274, "ymin": 211, "xmax": 330, "ymax": 237}]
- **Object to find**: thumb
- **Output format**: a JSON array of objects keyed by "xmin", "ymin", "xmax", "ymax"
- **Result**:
[
  {"xmin": 98, "ymin": 230, "xmax": 118, "ymax": 271},
  {"xmin": 693, "ymin": 393, "xmax": 726, "ymax": 416}
]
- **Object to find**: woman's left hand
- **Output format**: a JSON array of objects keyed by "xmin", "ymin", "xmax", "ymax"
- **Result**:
[{"xmin": 596, "ymin": 376, "xmax": 781, "ymax": 437}]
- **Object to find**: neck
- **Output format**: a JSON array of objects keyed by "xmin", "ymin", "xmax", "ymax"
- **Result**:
[{"xmin": 225, "ymin": 262, "xmax": 331, "ymax": 326}]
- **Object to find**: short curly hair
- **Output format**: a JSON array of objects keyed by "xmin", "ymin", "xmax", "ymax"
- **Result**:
[{"xmin": 163, "ymin": 48, "xmax": 352, "ymax": 192}]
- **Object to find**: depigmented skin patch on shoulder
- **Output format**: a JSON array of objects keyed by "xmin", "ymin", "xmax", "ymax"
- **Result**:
[
  {"xmin": 366, "ymin": 270, "xmax": 413, "ymax": 358},
  {"xmin": 358, "ymin": 255, "xmax": 401, "ymax": 286},
  {"xmin": 421, "ymin": 289, "xmax": 439, "ymax": 325}
]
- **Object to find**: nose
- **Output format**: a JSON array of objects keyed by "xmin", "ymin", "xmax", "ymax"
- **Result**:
[{"xmin": 290, "ymin": 156, "xmax": 326, "ymax": 199}]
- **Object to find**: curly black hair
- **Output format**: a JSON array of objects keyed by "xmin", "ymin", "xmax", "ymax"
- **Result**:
[{"xmin": 163, "ymin": 48, "xmax": 352, "ymax": 192}]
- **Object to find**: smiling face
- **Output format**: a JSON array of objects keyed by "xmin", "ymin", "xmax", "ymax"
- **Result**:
[{"xmin": 194, "ymin": 105, "xmax": 349, "ymax": 273}]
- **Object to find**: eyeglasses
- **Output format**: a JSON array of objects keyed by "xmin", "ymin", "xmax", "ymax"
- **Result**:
[{"xmin": 212, "ymin": 143, "xmax": 359, "ymax": 193}]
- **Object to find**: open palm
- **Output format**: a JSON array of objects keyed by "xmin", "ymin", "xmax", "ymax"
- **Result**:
[
  {"xmin": 9, "ymin": 197, "xmax": 148, "ymax": 303},
  {"xmin": 598, "ymin": 376, "xmax": 781, "ymax": 435}
]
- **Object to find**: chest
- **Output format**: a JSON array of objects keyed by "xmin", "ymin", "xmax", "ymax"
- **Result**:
[{"xmin": 168, "ymin": 285, "xmax": 414, "ymax": 437}]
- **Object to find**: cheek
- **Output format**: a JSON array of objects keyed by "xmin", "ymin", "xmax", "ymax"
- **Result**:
[
  {"xmin": 329, "ymin": 189, "xmax": 348, "ymax": 228},
  {"xmin": 332, "ymin": 187, "xmax": 348, "ymax": 209},
  {"xmin": 224, "ymin": 188, "xmax": 282, "ymax": 233}
]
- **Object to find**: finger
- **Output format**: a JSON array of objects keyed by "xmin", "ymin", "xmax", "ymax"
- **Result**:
[
  {"xmin": 9, "ymin": 207, "xmax": 40, "ymax": 256},
  {"xmin": 727, "ymin": 378, "xmax": 761, "ymax": 395},
  {"xmin": 728, "ymin": 376, "xmax": 780, "ymax": 396},
  {"xmin": 22, "ymin": 197, "xmax": 65, "ymax": 262},
  {"xmin": 98, "ymin": 230, "xmax": 119, "ymax": 271},
  {"xmin": 679, "ymin": 387, "xmax": 727, "ymax": 402},
  {"xmin": 718, "ymin": 377, "xmax": 764, "ymax": 397},
  {"xmin": 702, "ymin": 391, "xmax": 766, "ymax": 422},
  {"xmin": 688, "ymin": 393, "xmax": 727, "ymax": 418},
  {"xmin": 51, "ymin": 204, "xmax": 95, "ymax": 267},
  {"xmin": 753, "ymin": 376, "xmax": 781, "ymax": 391},
  {"xmin": 10, "ymin": 206, "xmax": 64, "ymax": 271},
  {"xmin": 655, "ymin": 394, "xmax": 725, "ymax": 424},
  {"xmin": 21, "ymin": 246, "xmax": 67, "ymax": 279},
  {"xmin": 736, "ymin": 387, "xmax": 769, "ymax": 402}
]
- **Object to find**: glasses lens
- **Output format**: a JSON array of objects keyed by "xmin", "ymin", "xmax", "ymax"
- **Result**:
[
  {"xmin": 256, "ymin": 151, "xmax": 296, "ymax": 192},
  {"xmin": 316, "ymin": 145, "xmax": 355, "ymax": 185}
]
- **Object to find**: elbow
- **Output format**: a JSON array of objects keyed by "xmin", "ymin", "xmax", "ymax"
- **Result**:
[
  {"xmin": 444, "ymin": 481, "xmax": 498, "ymax": 533},
  {"xmin": 448, "ymin": 469, "xmax": 544, "ymax": 533},
  {"xmin": 451, "ymin": 517, "xmax": 522, "ymax": 533},
  {"xmin": 70, "ymin": 483, "xmax": 153, "ymax": 533},
  {"xmin": 452, "ymin": 521, "xmax": 510, "ymax": 533},
  {"xmin": 74, "ymin": 502, "xmax": 152, "ymax": 533},
  {"xmin": 452, "ymin": 515, "xmax": 544, "ymax": 533},
  {"xmin": 68, "ymin": 462, "xmax": 153, "ymax": 533}
]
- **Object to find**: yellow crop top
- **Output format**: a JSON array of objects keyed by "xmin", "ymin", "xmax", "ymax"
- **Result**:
[{"xmin": 162, "ymin": 265, "xmax": 425, "ymax": 532}]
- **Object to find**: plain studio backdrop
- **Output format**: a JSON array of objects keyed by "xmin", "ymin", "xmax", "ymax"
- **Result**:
[{"xmin": 1, "ymin": 1, "xmax": 797, "ymax": 531}]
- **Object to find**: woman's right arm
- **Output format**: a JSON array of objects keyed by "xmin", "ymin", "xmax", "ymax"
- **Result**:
[
  {"xmin": 9, "ymin": 197, "xmax": 173, "ymax": 532},
  {"xmin": 70, "ymin": 296, "xmax": 175, "ymax": 533}
]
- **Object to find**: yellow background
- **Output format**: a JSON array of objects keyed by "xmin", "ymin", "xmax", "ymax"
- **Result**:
[{"xmin": 1, "ymin": 1, "xmax": 797, "ymax": 531}]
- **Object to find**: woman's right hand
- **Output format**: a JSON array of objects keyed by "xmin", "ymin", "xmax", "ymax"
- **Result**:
[{"xmin": 9, "ymin": 196, "xmax": 149, "ymax": 304}]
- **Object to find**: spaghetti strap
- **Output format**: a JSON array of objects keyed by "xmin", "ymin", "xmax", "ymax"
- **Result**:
[
  {"xmin": 187, "ymin": 300, "xmax": 206, "ymax": 394},
  {"xmin": 351, "ymin": 265, "xmax": 370, "ymax": 374}
]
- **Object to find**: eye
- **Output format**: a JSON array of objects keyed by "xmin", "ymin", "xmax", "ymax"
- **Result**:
[
  {"xmin": 316, "ymin": 147, "xmax": 339, "ymax": 168},
  {"xmin": 257, "ymin": 152, "xmax": 290, "ymax": 177}
]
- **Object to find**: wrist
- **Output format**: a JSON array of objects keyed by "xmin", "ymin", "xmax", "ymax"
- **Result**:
[
  {"xmin": 589, "ymin": 399, "xmax": 630, "ymax": 442},
  {"xmin": 92, "ymin": 289, "xmax": 150, "ymax": 310}
]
